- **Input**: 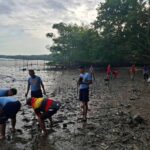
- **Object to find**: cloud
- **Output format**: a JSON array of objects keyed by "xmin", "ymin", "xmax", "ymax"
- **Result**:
[
  {"xmin": 0, "ymin": 0, "xmax": 104, "ymax": 55},
  {"xmin": 0, "ymin": 0, "xmax": 15, "ymax": 14},
  {"xmin": 44, "ymin": 0, "xmax": 67, "ymax": 11}
]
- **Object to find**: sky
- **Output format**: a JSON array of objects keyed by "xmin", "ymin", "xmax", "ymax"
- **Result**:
[{"xmin": 0, "ymin": 0, "xmax": 104, "ymax": 55}]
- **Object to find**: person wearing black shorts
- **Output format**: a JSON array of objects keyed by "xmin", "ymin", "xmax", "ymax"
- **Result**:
[
  {"xmin": 78, "ymin": 66, "xmax": 92, "ymax": 121},
  {"xmin": 0, "ymin": 97, "xmax": 21, "ymax": 140},
  {"xmin": 25, "ymin": 70, "xmax": 46, "ymax": 98}
]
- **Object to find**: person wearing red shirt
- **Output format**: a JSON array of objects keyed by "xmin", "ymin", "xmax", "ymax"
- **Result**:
[{"xmin": 26, "ymin": 97, "xmax": 61, "ymax": 135}]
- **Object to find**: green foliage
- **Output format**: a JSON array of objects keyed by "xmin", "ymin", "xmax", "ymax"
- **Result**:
[
  {"xmin": 47, "ymin": 23, "xmax": 100, "ymax": 66},
  {"xmin": 47, "ymin": 0, "xmax": 150, "ymax": 66}
]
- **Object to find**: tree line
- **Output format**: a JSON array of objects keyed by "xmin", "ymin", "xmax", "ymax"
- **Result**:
[{"xmin": 46, "ymin": 0, "xmax": 150, "ymax": 67}]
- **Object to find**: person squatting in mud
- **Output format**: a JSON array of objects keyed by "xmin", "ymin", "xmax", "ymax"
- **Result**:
[
  {"xmin": 78, "ymin": 66, "xmax": 92, "ymax": 121},
  {"xmin": 0, "ymin": 97, "xmax": 21, "ymax": 140},
  {"xmin": 26, "ymin": 97, "xmax": 61, "ymax": 135}
]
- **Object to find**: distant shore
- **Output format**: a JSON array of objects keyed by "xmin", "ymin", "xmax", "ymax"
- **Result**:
[{"xmin": 0, "ymin": 54, "xmax": 50, "ymax": 61}]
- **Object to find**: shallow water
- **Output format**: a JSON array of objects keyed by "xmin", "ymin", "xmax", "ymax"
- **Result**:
[{"xmin": 0, "ymin": 60, "xmax": 150, "ymax": 150}]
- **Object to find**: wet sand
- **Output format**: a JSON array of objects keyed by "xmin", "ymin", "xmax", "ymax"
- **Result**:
[{"xmin": 0, "ymin": 66, "xmax": 150, "ymax": 150}]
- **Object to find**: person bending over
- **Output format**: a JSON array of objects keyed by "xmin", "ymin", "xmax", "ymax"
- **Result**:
[
  {"xmin": 0, "ymin": 97, "xmax": 21, "ymax": 140},
  {"xmin": 26, "ymin": 97, "xmax": 61, "ymax": 135}
]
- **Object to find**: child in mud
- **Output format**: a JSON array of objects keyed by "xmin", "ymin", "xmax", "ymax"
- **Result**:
[
  {"xmin": 25, "ymin": 69, "xmax": 46, "ymax": 98},
  {"xmin": 26, "ymin": 97, "xmax": 61, "ymax": 135},
  {"xmin": 78, "ymin": 66, "xmax": 92, "ymax": 121},
  {"xmin": 0, "ymin": 97, "xmax": 21, "ymax": 140},
  {"xmin": 0, "ymin": 88, "xmax": 17, "ymax": 97}
]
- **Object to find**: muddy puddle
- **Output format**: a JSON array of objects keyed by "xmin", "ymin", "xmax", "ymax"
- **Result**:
[{"xmin": 0, "ymin": 62, "xmax": 150, "ymax": 150}]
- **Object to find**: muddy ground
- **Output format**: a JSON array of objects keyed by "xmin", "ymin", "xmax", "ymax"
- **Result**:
[{"xmin": 0, "ymin": 66, "xmax": 150, "ymax": 150}]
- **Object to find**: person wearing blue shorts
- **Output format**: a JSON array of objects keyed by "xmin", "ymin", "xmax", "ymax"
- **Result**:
[
  {"xmin": 0, "ymin": 97, "xmax": 21, "ymax": 140},
  {"xmin": 78, "ymin": 66, "xmax": 92, "ymax": 121}
]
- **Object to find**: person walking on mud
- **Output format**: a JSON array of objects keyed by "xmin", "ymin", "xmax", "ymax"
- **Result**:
[
  {"xmin": 0, "ymin": 97, "xmax": 21, "ymax": 140},
  {"xmin": 26, "ymin": 97, "xmax": 61, "ymax": 136},
  {"xmin": 25, "ymin": 70, "xmax": 46, "ymax": 98},
  {"xmin": 78, "ymin": 66, "xmax": 92, "ymax": 121}
]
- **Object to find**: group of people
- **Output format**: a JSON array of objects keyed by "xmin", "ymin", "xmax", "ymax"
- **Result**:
[
  {"xmin": 77, "ymin": 64, "xmax": 150, "ymax": 123},
  {"xmin": 0, "ymin": 70, "xmax": 61, "ymax": 140},
  {"xmin": 106, "ymin": 64, "xmax": 119, "ymax": 80},
  {"xmin": 106, "ymin": 64, "xmax": 149, "ymax": 81},
  {"xmin": 1, "ymin": 64, "xmax": 148, "ymax": 140},
  {"xmin": 128, "ymin": 64, "xmax": 149, "ymax": 81},
  {"xmin": 0, "ymin": 67, "xmax": 94, "ymax": 140}
]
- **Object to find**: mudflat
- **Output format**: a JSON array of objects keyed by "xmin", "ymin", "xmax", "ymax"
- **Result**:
[{"xmin": 0, "ymin": 67, "xmax": 150, "ymax": 150}]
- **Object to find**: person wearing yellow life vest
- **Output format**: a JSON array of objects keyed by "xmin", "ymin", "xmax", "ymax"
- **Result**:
[{"xmin": 26, "ymin": 97, "xmax": 61, "ymax": 135}]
